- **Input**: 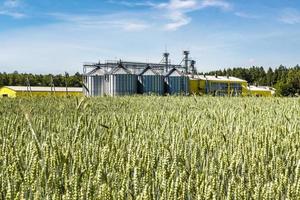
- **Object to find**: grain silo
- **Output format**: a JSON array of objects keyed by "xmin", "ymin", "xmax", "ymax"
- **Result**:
[
  {"xmin": 138, "ymin": 66, "xmax": 164, "ymax": 95},
  {"xmin": 83, "ymin": 67, "xmax": 106, "ymax": 97},
  {"xmin": 165, "ymin": 68, "xmax": 189, "ymax": 95},
  {"xmin": 105, "ymin": 64, "xmax": 137, "ymax": 96}
]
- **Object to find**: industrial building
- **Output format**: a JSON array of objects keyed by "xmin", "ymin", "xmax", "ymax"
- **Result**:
[
  {"xmin": 165, "ymin": 68, "xmax": 189, "ymax": 95},
  {"xmin": 189, "ymin": 75, "xmax": 275, "ymax": 97},
  {"xmin": 0, "ymin": 86, "xmax": 83, "ymax": 98},
  {"xmin": 138, "ymin": 66, "xmax": 164, "ymax": 95},
  {"xmin": 189, "ymin": 75, "xmax": 248, "ymax": 96},
  {"xmin": 83, "ymin": 51, "xmax": 194, "ymax": 96},
  {"xmin": 83, "ymin": 51, "xmax": 276, "ymax": 97},
  {"xmin": 0, "ymin": 50, "xmax": 275, "ymax": 98}
]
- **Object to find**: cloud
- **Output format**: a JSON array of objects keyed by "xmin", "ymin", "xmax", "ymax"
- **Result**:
[
  {"xmin": 234, "ymin": 12, "xmax": 259, "ymax": 19},
  {"xmin": 200, "ymin": 0, "xmax": 231, "ymax": 10},
  {"xmin": 0, "ymin": 0, "xmax": 26, "ymax": 18},
  {"xmin": 0, "ymin": 10, "xmax": 25, "ymax": 18},
  {"xmin": 107, "ymin": 0, "xmax": 232, "ymax": 30},
  {"xmin": 3, "ymin": 0, "xmax": 21, "ymax": 8},
  {"xmin": 164, "ymin": 12, "xmax": 191, "ymax": 30},
  {"xmin": 159, "ymin": 0, "xmax": 232, "ymax": 30},
  {"xmin": 279, "ymin": 8, "xmax": 300, "ymax": 25},
  {"xmin": 50, "ymin": 13, "xmax": 150, "ymax": 32},
  {"xmin": 107, "ymin": 0, "xmax": 157, "ymax": 7}
]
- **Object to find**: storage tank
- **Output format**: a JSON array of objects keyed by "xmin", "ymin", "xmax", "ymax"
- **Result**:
[
  {"xmin": 165, "ymin": 68, "xmax": 189, "ymax": 95},
  {"xmin": 83, "ymin": 67, "xmax": 106, "ymax": 97},
  {"xmin": 138, "ymin": 66, "xmax": 164, "ymax": 95},
  {"xmin": 105, "ymin": 64, "xmax": 137, "ymax": 96}
]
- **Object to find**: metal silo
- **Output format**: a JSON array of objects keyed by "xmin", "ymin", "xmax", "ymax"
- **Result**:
[
  {"xmin": 165, "ymin": 68, "xmax": 189, "ymax": 95},
  {"xmin": 138, "ymin": 66, "xmax": 164, "ymax": 95},
  {"xmin": 83, "ymin": 67, "xmax": 106, "ymax": 97},
  {"xmin": 105, "ymin": 64, "xmax": 137, "ymax": 96}
]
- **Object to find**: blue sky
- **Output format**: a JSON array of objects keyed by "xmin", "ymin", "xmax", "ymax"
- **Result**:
[{"xmin": 0, "ymin": 0, "xmax": 300, "ymax": 74}]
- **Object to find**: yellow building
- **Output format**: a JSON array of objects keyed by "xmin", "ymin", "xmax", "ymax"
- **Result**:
[
  {"xmin": 244, "ymin": 86, "xmax": 276, "ymax": 97},
  {"xmin": 0, "ymin": 86, "xmax": 83, "ymax": 98},
  {"xmin": 189, "ymin": 75, "xmax": 248, "ymax": 96}
]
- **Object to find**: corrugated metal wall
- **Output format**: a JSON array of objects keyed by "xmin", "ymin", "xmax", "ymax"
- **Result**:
[
  {"xmin": 165, "ymin": 76, "xmax": 189, "ymax": 95},
  {"xmin": 138, "ymin": 75, "xmax": 164, "ymax": 95},
  {"xmin": 83, "ymin": 75, "xmax": 106, "ymax": 97},
  {"xmin": 105, "ymin": 74, "xmax": 137, "ymax": 96}
]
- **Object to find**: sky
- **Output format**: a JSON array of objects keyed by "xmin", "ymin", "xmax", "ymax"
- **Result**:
[{"xmin": 0, "ymin": 0, "xmax": 300, "ymax": 74}]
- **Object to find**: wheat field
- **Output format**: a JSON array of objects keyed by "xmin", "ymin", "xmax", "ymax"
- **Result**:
[{"xmin": 0, "ymin": 96, "xmax": 300, "ymax": 199}]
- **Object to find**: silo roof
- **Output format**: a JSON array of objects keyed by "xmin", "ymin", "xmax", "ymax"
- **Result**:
[
  {"xmin": 109, "ymin": 65, "xmax": 132, "ymax": 75},
  {"xmin": 139, "ymin": 66, "xmax": 162, "ymax": 76},
  {"xmin": 86, "ymin": 67, "xmax": 105, "ymax": 76},
  {"xmin": 165, "ymin": 68, "xmax": 185, "ymax": 77}
]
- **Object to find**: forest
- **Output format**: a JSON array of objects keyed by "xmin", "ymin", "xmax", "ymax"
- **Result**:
[{"xmin": 0, "ymin": 65, "xmax": 299, "ymax": 96}]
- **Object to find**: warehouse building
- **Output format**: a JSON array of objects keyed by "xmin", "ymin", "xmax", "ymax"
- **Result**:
[
  {"xmin": 189, "ymin": 75, "xmax": 248, "ymax": 96},
  {"xmin": 0, "ymin": 86, "xmax": 83, "ymax": 98}
]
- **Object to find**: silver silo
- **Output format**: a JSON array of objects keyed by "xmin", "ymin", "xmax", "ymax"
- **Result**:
[
  {"xmin": 165, "ymin": 68, "xmax": 189, "ymax": 95},
  {"xmin": 138, "ymin": 66, "xmax": 164, "ymax": 95},
  {"xmin": 83, "ymin": 67, "xmax": 106, "ymax": 97},
  {"xmin": 105, "ymin": 64, "xmax": 137, "ymax": 96}
]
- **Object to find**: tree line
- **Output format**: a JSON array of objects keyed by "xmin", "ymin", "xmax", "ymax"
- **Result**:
[
  {"xmin": 0, "ymin": 65, "xmax": 300, "ymax": 96},
  {"xmin": 0, "ymin": 72, "xmax": 82, "ymax": 88}
]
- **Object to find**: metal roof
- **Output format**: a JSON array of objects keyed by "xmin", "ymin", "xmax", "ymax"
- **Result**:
[
  {"xmin": 248, "ymin": 86, "xmax": 276, "ymax": 92},
  {"xmin": 4, "ymin": 86, "xmax": 83, "ymax": 92},
  {"xmin": 165, "ymin": 68, "xmax": 186, "ymax": 77},
  {"xmin": 189, "ymin": 75, "xmax": 247, "ymax": 82},
  {"xmin": 86, "ymin": 67, "xmax": 106, "ymax": 76},
  {"xmin": 139, "ymin": 66, "xmax": 162, "ymax": 76},
  {"xmin": 109, "ymin": 65, "xmax": 132, "ymax": 75}
]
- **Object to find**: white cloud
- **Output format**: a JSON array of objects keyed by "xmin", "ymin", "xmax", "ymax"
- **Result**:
[
  {"xmin": 234, "ymin": 12, "xmax": 259, "ymax": 19},
  {"xmin": 3, "ymin": 0, "xmax": 21, "ymax": 8},
  {"xmin": 160, "ymin": 0, "xmax": 232, "ymax": 30},
  {"xmin": 200, "ymin": 0, "xmax": 231, "ymax": 10},
  {"xmin": 0, "ymin": 0, "xmax": 25, "ymax": 18},
  {"xmin": 164, "ymin": 11, "xmax": 191, "ymax": 30},
  {"xmin": 107, "ymin": 0, "xmax": 157, "ymax": 7},
  {"xmin": 107, "ymin": 0, "xmax": 232, "ymax": 31},
  {"xmin": 0, "ymin": 10, "xmax": 25, "ymax": 18},
  {"xmin": 279, "ymin": 8, "xmax": 300, "ymax": 25},
  {"xmin": 50, "ymin": 13, "xmax": 150, "ymax": 32}
]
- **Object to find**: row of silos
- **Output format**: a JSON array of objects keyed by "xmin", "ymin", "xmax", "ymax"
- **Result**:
[
  {"xmin": 106, "ymin": 66, "xmax": 137, "ymax": 96},
  {"xmin": 138, "ymin": 66, "xmax": 165, "ymax": 95},
  {"xmin": 83, "ymin": 64, "xmax": 189, "ymax": 97}
]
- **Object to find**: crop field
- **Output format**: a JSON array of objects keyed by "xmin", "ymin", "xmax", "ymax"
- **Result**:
[{"xmin": 0, "ymin": 96, "xmax": 300, "ymax": 199}]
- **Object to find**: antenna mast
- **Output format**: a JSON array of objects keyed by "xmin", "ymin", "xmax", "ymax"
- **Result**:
[{"xmin": 163, "ymin": 52, "xmax": 170, "ymax": 73}]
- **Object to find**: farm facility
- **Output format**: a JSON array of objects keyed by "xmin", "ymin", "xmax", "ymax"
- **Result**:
[
  {"xmin": 0, "ymin": 52, "xmax": 275, "ymax": 98},
  {"xmin": 189, "ymin": 75, "xmax": 248, "ymax": 96},
  {"xmin": 83, "ymin": 51, "xmax": 274, "ymax": 97},
  {"xmin": 0, "ymin": 86, "xmax": 83, "ymax": 98},
  {"xmin": 83, "ymin": 51, "xmax": 193, "ymax": 96}
]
